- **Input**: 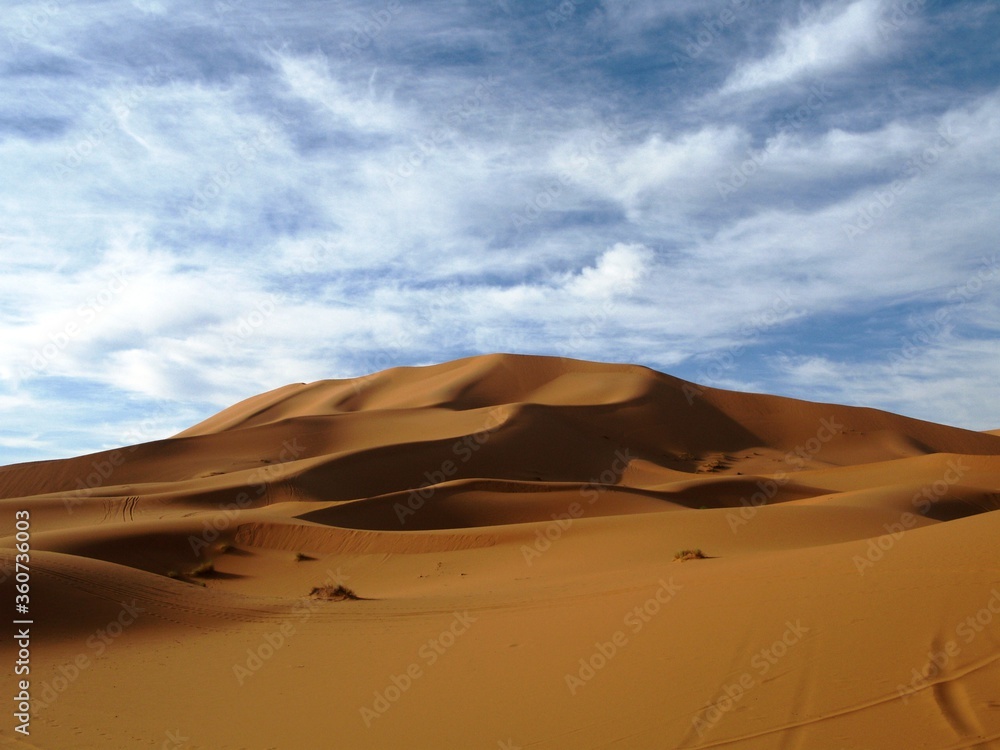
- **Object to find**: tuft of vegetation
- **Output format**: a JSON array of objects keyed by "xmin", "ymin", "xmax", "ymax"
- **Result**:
[
  {"xmin": 166, "ymin": 560, "xmax": 214, "ymax": 585},
  {"xmin": 309, "ymin": 584, "xmax": 361, "ymax": 601},
  {"xmin": 673, "ymin": 549, "xmax": 707, "ymax": 562},
  {"xmin": 294, "ymin": 552, "xmax": 315, "ymax": 562},
  {"xmin": 190, "ymin": 561, "xmax": 215, "ymax": 577}
]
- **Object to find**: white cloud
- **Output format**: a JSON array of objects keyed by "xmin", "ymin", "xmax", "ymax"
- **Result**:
[
  {"xmin": 769, "ymin": 338, "xmax": 1000, "ymax": 430},
  {"xmin": 273, "ymin": 52, "xmax": 405, "ymax": 133},
  {"xmin": 722, "ymin": 0, "xmax": 892, "ymax": 94},
  {"xmin": 553, "ymin": 125, "xmax": 746, "ymax": 219},
  {"xmin": 566, "ymin": 243, "xmax": 654, "ymax": 298}
]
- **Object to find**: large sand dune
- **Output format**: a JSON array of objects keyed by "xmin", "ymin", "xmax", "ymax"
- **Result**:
[{"xmin": 2, "ymin": 353, "xmax": 999, "ymax": 749}]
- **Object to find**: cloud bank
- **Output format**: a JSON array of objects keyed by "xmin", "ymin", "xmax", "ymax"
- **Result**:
[{"xmin": 1, "ymin": 0, "xmax": 999, "ymax": 462}]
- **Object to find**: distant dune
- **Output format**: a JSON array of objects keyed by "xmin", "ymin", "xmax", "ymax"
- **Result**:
[{"xmin": 2, "ymin": 353, "xmax": 999, "ymax": 749}]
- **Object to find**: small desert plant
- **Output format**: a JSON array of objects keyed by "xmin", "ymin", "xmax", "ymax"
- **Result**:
[
  {"xmin": 673, "ymin": 549, "xmax": 706, "ymax": 562},
  {"xmin": 309, "ymin": 584, "xmax": 360, "ymax": 601},
  {"xmin": 190, "ymin": 561, "xmax": 215, "ymax": 577},
  {"xmin": 167, "ymin": 561, "xmax": 214, "ymax": 583},
  {"xmin": 294, "ymin": 552, "xmax": 315, "ymax": 562}
]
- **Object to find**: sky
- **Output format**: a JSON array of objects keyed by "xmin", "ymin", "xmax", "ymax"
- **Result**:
[{"xmin": 1, "ymin": 0, "xmax": 999, "ymax": 464}]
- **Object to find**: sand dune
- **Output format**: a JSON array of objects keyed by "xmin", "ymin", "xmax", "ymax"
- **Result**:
[{"xmin": 2, "ymin": 353, "xmax": 999, "ymax": 749}]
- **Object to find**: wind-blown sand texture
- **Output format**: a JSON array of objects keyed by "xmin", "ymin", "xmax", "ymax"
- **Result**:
[{"xmin": 2, "ymin": 353, "xmax": 1000, "ymax": 749}]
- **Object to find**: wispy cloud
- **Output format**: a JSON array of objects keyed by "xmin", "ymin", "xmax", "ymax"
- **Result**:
[{"xmin": 720, "ymin": 0, "xmax": 895, "ymax": 95}]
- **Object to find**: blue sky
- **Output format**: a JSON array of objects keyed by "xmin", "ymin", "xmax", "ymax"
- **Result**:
[{"xmin": 2, "ymin": 0, "xmax": 999, "ymax": 463}]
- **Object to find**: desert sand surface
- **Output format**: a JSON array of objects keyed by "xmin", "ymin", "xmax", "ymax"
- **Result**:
[{"xmin": 2, "ymin": 353, "xmax": 1000, "ymax": 749}]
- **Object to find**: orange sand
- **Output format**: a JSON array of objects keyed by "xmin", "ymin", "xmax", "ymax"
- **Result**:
[{"xmin": 2, "ymin": 354, "xmax": 999, "ymax": 749}]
